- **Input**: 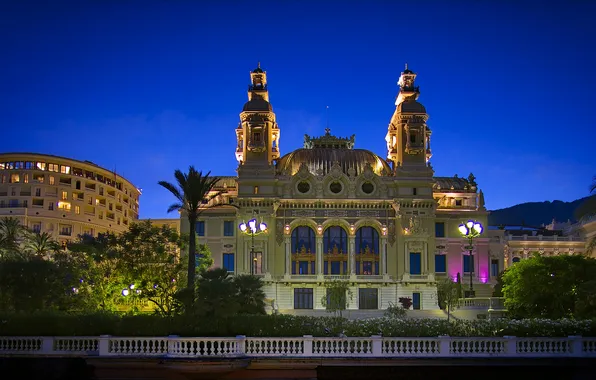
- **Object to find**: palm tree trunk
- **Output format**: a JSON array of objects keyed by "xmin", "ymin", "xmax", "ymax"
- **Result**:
[{"xmin": 188, "ymin": 217, "xmax": 197, "ymax": 292}]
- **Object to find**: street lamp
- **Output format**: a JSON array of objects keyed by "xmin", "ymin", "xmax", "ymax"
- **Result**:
[
  {"xmin": 458, "ymin": 220, "xmax": 483, "ymax": 298},
  {"xmin": 238, "ymin": 218, "xmax": 268, "ymax": 275}
]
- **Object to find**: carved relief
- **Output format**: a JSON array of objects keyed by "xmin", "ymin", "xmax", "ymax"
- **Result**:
[
  {"xmin": 388, "ymin": 221, "xmax": 396, "ymax": 246},
  {"xmin": 291, "ymin": 210, "xmax": 316, "ymax": 217}
]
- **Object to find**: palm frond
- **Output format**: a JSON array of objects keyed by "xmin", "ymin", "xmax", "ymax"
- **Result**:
[
  {"xmin": 166, "ymin": 202, "xmax": 184, "ymax": 214},
  {"xmin": 158, "ymin": 181, "xmax": 184, "ymax": 203}
]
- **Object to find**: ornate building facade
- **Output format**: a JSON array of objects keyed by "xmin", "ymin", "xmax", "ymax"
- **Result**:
[
  {"xmin": 181, "ymin": 64, "xmax": 493, "ymax": 311},
  {"xmin": 0, "ymin": 153, "xmax": 141, "ymax": 246}
]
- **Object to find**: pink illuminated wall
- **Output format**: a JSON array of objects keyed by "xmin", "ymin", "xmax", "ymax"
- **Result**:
[{"xmin": 446, "ymin": 240, "xmax": 489, "ymax": 283}]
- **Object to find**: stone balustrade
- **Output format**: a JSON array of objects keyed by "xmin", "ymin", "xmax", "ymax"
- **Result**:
[{"xmin": 1, "ymin": 335, "xmax": 595, "ymax": 358}]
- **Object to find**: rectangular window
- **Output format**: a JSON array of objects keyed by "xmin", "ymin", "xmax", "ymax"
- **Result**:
[
  {"xmin": 49, "ymin": 176, "xmax": 55, "ymax": 185},
  {"xmin": 359, "ymin": 288, "xmax": 378, "ymax": 310},
  {"xmin": 60, "ymin": 166, "xmax": 71, "ymax": 174},
  {"xmin": 223, "ymin": 221, "xmax": 234, "ymax": 236},
  {"xmin": 463, "ymin": 255, "xmax": 474, "ymax": 273},
  {"xmin": 58, "ymin": 201, "xmax": 71, "ymax": 211},
  {"xmin": 252, "ymin": 251, "xmax": 263, "ymax": 274},
  {"xmin": 61, "ymin": 191, "xmax": 68, "ymax": 200},
  {"xmin": 412, "ymin": 187, "xmax": 417, "ymax": 196},
  {"xmin": 48, "ymin": 163, "xmax": 59, "ymax": 172},
  {"xmin": 10, "ymin": 174, "xmax": 19, "ymax": 183},
  {"xmin": 48, "ymin": 202, "xmax": 54, "ymax": 210},
  {"xmin": 75, "ymin": 205, "xmax": 80, "ymax": 214},
  {"xmin": 491, "ymin": 259, "xmax": 499, "ymax": 277},
  {"xmin": 455, "ymin": 199, "xmax": 462, "ymax": 206},
  {"xmin": 36, "ymin": 162, "xmax": 46, "ymax": 171},
  {"xmin": 435, "ymin": 254, "xmax": 446, "ymax": 273},
  {"xmin": 23, "ymin": 174, "xmax": 28, "ymax": 183},
  {"xmin": 294, "ymin": 288, "xmax": 313, "ymax": 309},
  {"xmin": 196, "ymin": 221, "xmax": 205, "ymax": 236},
  {"xmin": 435, "ymin": 222, "xmax": 445, "ymax": 238},
  {"xmin": 223, "ymin": 253, "xmax": 234, "ymax": 272},
  {"xmin": 59, "ymin": 225, "xmax": 72, "ymax": 236},
  {"xmin": 253, "ymin": 186, "xmax": 259, "ymax": 194},
  {"xmin": 31, "ymin": 223, "xmax": 41, "ymax": 233},
  {"xmin": 410, "ymin": 252, "xmax": 421, "ymax": 275}
]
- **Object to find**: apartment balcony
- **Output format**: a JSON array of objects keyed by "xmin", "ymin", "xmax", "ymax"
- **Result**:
[{"xmin": 0, "ymin": 202, "xmax": 28, "ymax": 208}]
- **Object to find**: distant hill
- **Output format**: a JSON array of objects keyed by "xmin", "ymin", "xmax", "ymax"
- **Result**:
[{"xmin": 488, "ymin": 197, "xmax": 591, "ymax": 227}]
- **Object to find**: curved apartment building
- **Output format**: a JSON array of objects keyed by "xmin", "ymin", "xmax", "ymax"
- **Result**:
[{"xmin": 0, "ymin": 153, "xmax": 140, "ymax": 245}]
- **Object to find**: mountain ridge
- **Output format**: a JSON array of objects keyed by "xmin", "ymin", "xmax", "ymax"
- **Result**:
[{"xmin": 488, "ymin": 196, "xmax": 591, "ymax": 227}]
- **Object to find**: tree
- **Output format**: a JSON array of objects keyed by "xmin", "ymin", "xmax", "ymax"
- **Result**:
[
  {"xmin": 116, "ymin": 220, "xmax": 185, "ymax": 315},
  {"xmin": 67, "ymin": 233, "xmax": 126, "ymax": 311},
  {"xmin": 321, "ymin": 280, "xmax": 353, "ymax": 318},
  {"xmin": 195, "ymin": 268, "xmax": 239, "ymax": 318},
  {"xmin": 0, "ymin": 217, "xmax": 27, "ymax": 258},
  {"xmin": 0, "ymin": 255, "xmax": 78, "ymax": 312},
  {"xmin": 158, "ymin": 167, "xmax": 223, "ymax": 293},
  {"xmin": 233, "ymin": 274, "xmax": 266, "ymax": 315},
  {"xmin": 437, "ymin": 278, "xmax": 460, "ymax": 321},
  {"xmin": 502, "ymin": 255, "xmax": 596, "ymax": 319},
  {"xmin": 24, "ymin": 231, "xmax": 60, "ymax": 259}
]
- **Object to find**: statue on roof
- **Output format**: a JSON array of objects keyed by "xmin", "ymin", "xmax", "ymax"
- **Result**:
[{"xmin": 468, "ymin": 173, "xmax": 477, "ymax": 187}]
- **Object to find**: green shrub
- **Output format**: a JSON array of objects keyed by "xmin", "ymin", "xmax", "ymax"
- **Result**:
[{"xmin": 1, "ymin": 312, "xmax": 595, "ymax": 337}]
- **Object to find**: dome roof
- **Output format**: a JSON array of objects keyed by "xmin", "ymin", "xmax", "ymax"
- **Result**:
[
  {"xmin": 397, "ymin": 99, "xmax": 426, "ymax": 114},
  {"xmin": 243, "ymin": 96, "xmax": 272, "ymax": 112},
  {"xmin": 276, "ymin": 148, "xmax": 392, "ymax": 177}
]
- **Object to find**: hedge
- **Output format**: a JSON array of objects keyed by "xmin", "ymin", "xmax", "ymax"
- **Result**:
[{"xmin": 1, "ymin": 312, "xmax": 595, "ymax": 337}]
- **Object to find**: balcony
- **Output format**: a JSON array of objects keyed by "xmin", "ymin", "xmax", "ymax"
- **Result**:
[
  {"xmin": 0, "ymin": 202, "xmax": 28, "ymax": 208},
  {"xmin": 19, "ymin": 191, "xmax": 31, "ymax": 196}
]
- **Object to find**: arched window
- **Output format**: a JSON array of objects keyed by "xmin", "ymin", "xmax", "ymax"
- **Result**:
[
  {"xmin": 291, "ymin": 226, "xmax": 315, "ymax": 254},
  {"xmin": 324, "ymin": 226, "xmax": 347, "ymax": 254},
  {"xmin": 355, "ymin": 226, "xmax": 379, "ymax": 255},
  {"xmin": 512, "ymin": 257, "xmax": 521, "ymax": 263},
  {"xmin": 323, "ymin": 226, "xmax": 348, "ymax": 275}
]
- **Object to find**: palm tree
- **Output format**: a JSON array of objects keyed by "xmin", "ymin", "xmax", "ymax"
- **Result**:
[
  {"xmin": 0, "ymin": 217, "xmax": 26, "ymax": 258},
  {"xmin": 24, "ymin": 231, "xmax": 60, "ymax": 259},
  {"xmin": 158, "ymin": 167, "xmax": 223, "ymax": 292}
]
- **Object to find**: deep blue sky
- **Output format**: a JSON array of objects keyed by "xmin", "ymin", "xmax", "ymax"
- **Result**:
[{"xmin": 1, "ymin": 1, "xmax": 595, "ymax": 219}]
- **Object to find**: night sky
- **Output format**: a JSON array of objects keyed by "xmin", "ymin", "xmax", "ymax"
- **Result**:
[{"xmin": 1, "ymin": 1, "xmax": 595, "ymax": 219}]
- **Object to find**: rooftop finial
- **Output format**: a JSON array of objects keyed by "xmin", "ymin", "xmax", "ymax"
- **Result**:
[
  {"xmin": 405, "ymin": 62, "xmax": 408, "ymax": 70},
  {"xmin": 258, "ymin": 61, "xmax": 261, "ymax": 69}
]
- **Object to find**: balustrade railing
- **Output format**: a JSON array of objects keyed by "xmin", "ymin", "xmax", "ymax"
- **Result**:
[{"xmin": 0, "ymin": 335, "xmax": 594, "ymax": 358}]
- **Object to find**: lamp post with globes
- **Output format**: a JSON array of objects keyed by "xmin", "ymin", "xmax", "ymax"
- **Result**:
[
  {"xmin": 458, "ymin": 220, "xmax": 483, "ymax": 298},
  {"xmin": 238, "ymin": 218, "xmax": 268, "ymax": 275}
]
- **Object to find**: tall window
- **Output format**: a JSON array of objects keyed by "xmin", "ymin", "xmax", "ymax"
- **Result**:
[
  {"xmin": 410, "ymin": 252, "xmax": 421, "ymax": 275},
  {"xmin": 223, "ymin": 221, "xmax": 234, "ymax": 236},
  {"xmin": 292, "ymin": 226, "xmax": 315, "ymax": 253},
  {"xmin": 294, "ymin": 288, "xmax": 313, "ymax": 309},
  {"xmin": 463, "ymin": 254, "xmax": 474, "ymax": 273},
  {"xmin": 196, "ymin": 221, "xmax": 205, "ymax": 236},
  {"xmin": 490, "ymin": 259, "xmax": 499, "ymax": 277},
  {"xmin": 323, "ymin": 226, "xmax": 347, "ymax": 253},
  {"xmin": 291, "ymin": 226, "xmax": 316, "ymax": 275},
  {"xmin": 435, "ymin": 222, "xmax": 445, "ymax": 238},
  {"xmin": 223, "ymin": 253, "xmax": 234, "ymax": 272},
  {"xmin": 252, "ymin": 251, "xmax": 263, "ymax": 274},
  {"xmin": 355, "ymin": 226, "xmax": 379, "ymax": 254},
  {"xmin": 435, "ymin": 254, "xmax": 446, "ymax": 273}
]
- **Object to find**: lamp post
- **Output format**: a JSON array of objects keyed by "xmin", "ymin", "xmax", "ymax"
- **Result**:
[
  {"xmin": 238, "ymin": 218, "xmax": 268, "ymax": 275},
  {"xmin": 458, "ymin": 220, "xmax": 483, "ymax": 298}
]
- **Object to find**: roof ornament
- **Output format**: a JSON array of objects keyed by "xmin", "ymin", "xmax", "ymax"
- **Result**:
[
  {"xmin": 405, "ymin": 62, "xmax": 408, "ymax": 70},
  {"xmin": 257, "ymin": 61, "xmax": 261, "ymax": 69}
]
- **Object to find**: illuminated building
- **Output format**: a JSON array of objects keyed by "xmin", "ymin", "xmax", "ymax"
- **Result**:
[
  {"xmin": 0, "ymin": 153, "xmax": 140, "ymax": 246},
  {"xmin": 179, "ymin": 64, "xmax": 495, "ymax": 311}
]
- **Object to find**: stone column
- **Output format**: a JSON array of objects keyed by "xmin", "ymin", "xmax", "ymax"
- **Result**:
[
  {"xmin": 316, "ymin": 236, "xmax": 323, "ymax": 274},
  {"xmin": 349, "ymin": 236, "xmax": 356, "ymax": 274},
  {"xmin": 404, "ymin": 242, "xmax": 410, "ymax": 273},
  {"xmin": 284, "ymin": 236, "xmax": 291, "ymax": 276}
]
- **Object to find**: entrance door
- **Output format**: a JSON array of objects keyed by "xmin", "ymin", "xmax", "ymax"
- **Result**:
[{"xmin": 412, "ymin": 292, "xmax": 421, "ymax": 310}]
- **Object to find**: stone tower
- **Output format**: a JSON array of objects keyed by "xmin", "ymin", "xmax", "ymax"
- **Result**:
[
  {"xmin": 235, "ymin": 63, "xmax": 280, "ymax": 166},
  {"xmin": 385, "ymin": 64, "xmax": 433, "ymax": 170}
]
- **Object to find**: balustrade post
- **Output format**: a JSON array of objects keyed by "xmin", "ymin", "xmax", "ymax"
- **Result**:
[
  {"xmin": 236, "ymin": 335, "xmax": 246, "ymax": 357},
  {"xmin": 503, "ymin": 336, "xmax": 517, "ymax": 356},
  {"xmin": 41, "ymin": 337, "xmax": 54, "ymax": 354},
  {"xmin": 370, "ymin": 335, "xmax": 382, "ymax": 356},
  {"xmin": 167, "ymin": 335, "xmax": 179, "ymax": 357},
  {"xmin": 303, "ymin": 335, "xmax": 313, "ymax": 357},
  {"xmin": 438, "ymin": 335, "xmax": 451, "ymax": 357},
  {"xmin": 98, "ymin": 335, "xmax": 111, "ymax": 356},
  {"xmin": 568, "ymin": 336, "xmax": 583, "ymax": 357}
]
